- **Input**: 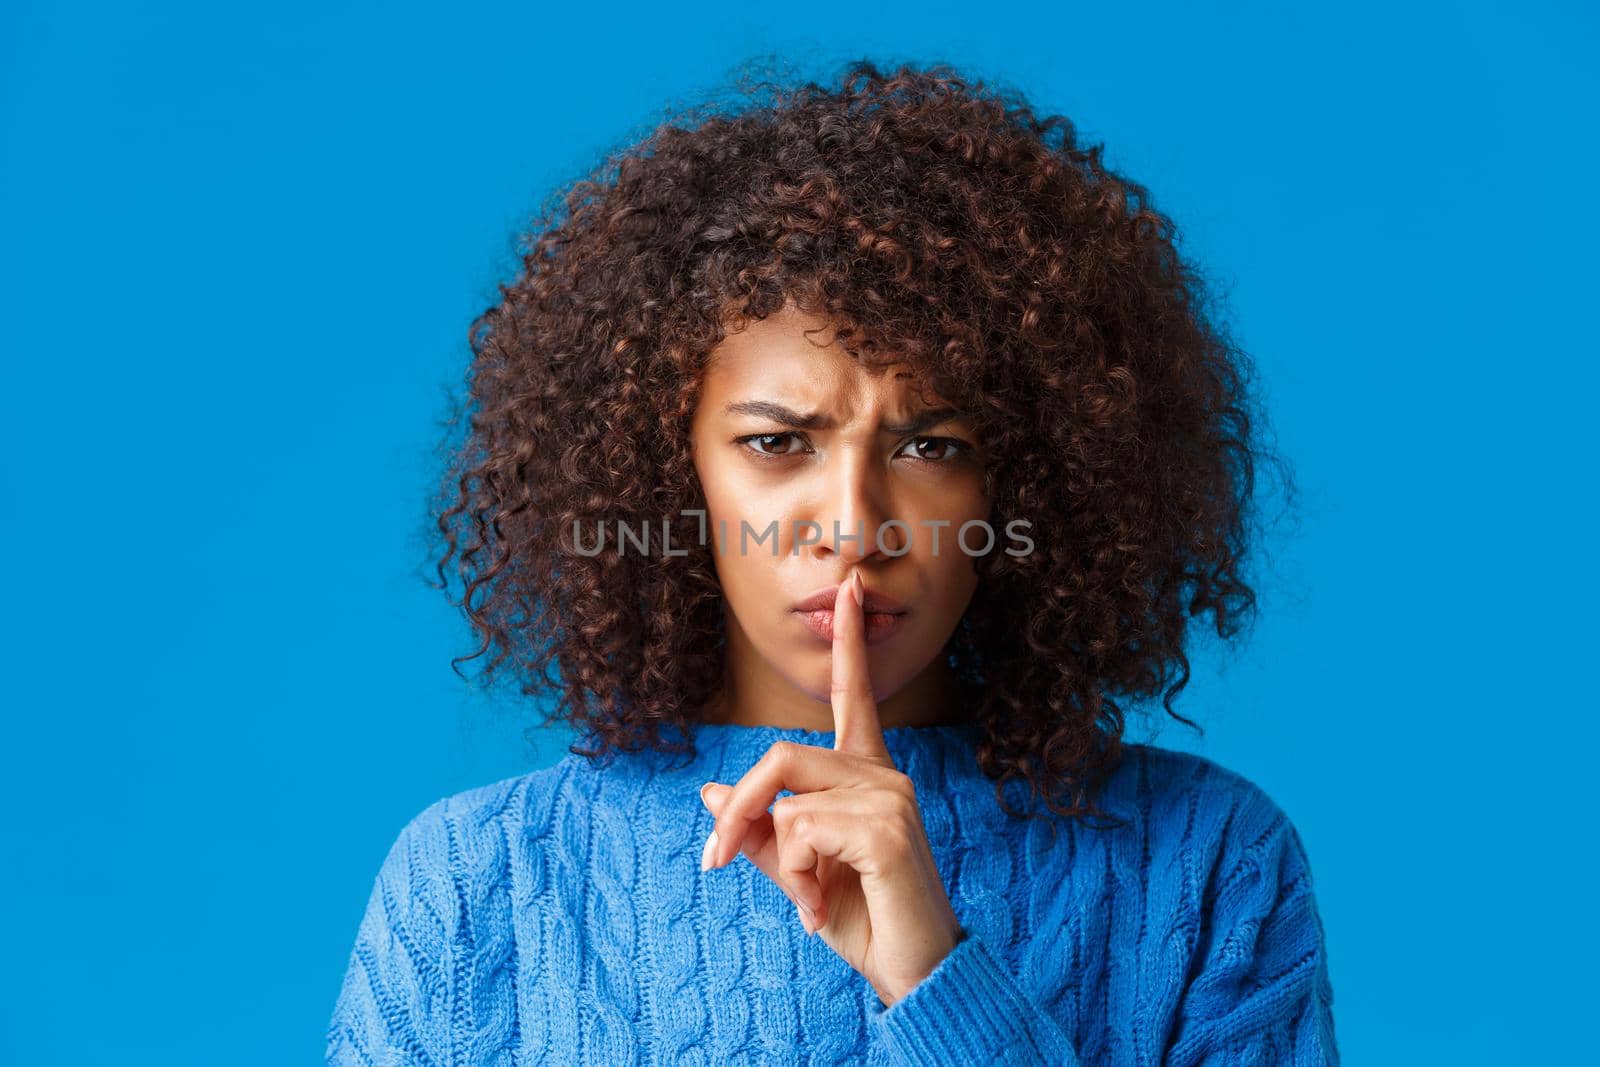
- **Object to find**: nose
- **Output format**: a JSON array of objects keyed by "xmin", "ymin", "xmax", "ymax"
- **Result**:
[{"xmin": 808, "ymin": 449, "xmax": 903, "ymax": 564}]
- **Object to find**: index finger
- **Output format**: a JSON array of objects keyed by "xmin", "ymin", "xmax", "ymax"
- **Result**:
[{"xmin": 832, "ymin": 572, "xmax": 891, "ymax": 761}]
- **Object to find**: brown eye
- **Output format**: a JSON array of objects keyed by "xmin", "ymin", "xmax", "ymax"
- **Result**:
[
  {"xmin": 738, "ymin": 432, "xmax": 808, "ymax": 458},
  {"xmin": 898, "ymin": 436, "xmax": 969, "ymax": 463}
]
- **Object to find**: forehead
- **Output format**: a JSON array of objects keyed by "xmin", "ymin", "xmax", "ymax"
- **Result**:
[{"xmin": 701, "ymin": 306, "xmax": 944, "ymax": 408}]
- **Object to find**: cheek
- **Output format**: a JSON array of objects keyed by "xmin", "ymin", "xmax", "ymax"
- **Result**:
[
  {"xmin": 695, "ymin": 456, "xmax": 764, "ymax": 529},
  {"xmin": 707, "ymin": 527, "xmax": 784, "ymax": 620},
  {"xmin": 920, "ymin": 552, "xmax": 979, "ymax": 622}
]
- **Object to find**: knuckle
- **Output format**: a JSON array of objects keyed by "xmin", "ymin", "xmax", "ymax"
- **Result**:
[
  {"xmin": 871, "ymin": 776, "xmax": 915, "ymax": 815},
  {"xmin": 875, "ymin": 825, "xmax": 914, "ymax": 863}
]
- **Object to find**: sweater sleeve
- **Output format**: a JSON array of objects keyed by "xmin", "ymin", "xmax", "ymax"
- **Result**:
[
  {"xmin": 1165, "ymin": 799, "xmax": 1340, "ymax": 1067},
  {"xmin": 869, "ymin": 927, "xmax": 1083, "ymax": 1066},
  {"xmin": 324, "ymin": 798, "xmax": 459, "ymax": 1066},
  {"xmin": 870, "ymin": 786, "xmax": 1338, "ymax": 1067}
]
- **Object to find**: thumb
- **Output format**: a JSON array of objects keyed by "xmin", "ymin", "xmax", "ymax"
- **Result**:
[{"xmin": 699, "ymin": 781, "xmax": 731, "ymax": 813}]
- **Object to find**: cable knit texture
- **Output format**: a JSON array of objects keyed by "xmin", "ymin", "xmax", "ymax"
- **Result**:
[{"xmin": 326, "ymin": 724, "xmax": 1338, "ymax": 1065}]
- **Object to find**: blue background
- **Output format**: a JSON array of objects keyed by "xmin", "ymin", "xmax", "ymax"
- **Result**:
[{"xmin": 3, "ymin": 1, "xmax": 1593, "ymax": 1062}]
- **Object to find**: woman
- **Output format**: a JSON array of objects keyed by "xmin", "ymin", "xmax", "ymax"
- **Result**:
[{"xmin": 327, "ymin": 59, "xmax": 1338, "ymax": 1065}]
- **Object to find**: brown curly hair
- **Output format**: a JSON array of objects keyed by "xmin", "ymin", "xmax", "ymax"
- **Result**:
[{"xmin": 423, "ymin": 57, "xmax": 1296, "ymax": 828}]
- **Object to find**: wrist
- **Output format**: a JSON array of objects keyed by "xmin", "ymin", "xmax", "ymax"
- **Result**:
[{"xmin": 879, "ymin": 921, "xmax": 966, "ymax": 1007}]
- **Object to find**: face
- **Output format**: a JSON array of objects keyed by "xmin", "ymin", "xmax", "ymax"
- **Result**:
[{"xmin": 688, "ymin": 302, "xmax": 991, "ymax": 730}]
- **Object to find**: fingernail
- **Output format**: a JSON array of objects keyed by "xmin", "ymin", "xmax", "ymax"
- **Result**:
[
  {"xmin": 796, "ymin": 901, "xmax": 816, "ymax": 935},
  {"xmin": 851, "ymin": 571, "xmax": 864, "ymax": 605},
  {"xmin": 700, "ymin": 829, "xmax": 719, "ymax": 871}
]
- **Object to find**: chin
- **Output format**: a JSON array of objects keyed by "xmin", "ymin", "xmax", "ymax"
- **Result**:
[
  {"xmin": 786, "ymin": 656, "xmax": 918, "ymax": 707},
  {"xmin": 788, "ymin": 664, "xmax": 839, "ymax": 706}
]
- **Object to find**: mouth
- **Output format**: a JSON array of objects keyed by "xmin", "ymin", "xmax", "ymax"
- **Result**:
[
  {"xmin": 792, "ymin": 607, "xmax": 908, "ymax": 646},
  {"xmin": 789, "ymin": 581, "xmax": 909, "ymax": 647},
  {"xmin": 789, "ymin": 582, "xmax": 908, "ymax": 615}
]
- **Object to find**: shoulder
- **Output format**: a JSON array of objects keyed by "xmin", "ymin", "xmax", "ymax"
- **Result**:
[
  {"xmin": 1107, "ymin": 742, "xmax": 1318, "ymax": 894},
  {"xmin": 1115, "ymin": 740, "xmax": 1286, "ymax": 809},
  {"xmin": 371, "ymin": 757, "xmax": 579, "ymax": 896},
  {"xmin": 328, "ymin": 759, "xmax": 590, "ymax": 1059},
  {"xmin": 1114, "ymin": 741, "xmax": 1298, "ymax": 829},
  {"xmin": 1110, "ymin": 747, "xmax": 1338, "ymax": 1055}
]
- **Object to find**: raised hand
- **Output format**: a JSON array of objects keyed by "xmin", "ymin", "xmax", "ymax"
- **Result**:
[{"xmin": 697, "ymin": 571, "xmax": 963, "ymax": 1007}]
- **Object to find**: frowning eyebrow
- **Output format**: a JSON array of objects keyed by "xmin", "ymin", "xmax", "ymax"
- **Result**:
[{"xmin": 723, "ymin": 400, "xmax": 964, "ymax": 436}]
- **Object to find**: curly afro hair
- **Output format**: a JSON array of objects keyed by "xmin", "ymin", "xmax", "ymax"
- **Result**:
[{"xmin": 425, "ymin": 57, "xmax": 1296, "ymax": 828}]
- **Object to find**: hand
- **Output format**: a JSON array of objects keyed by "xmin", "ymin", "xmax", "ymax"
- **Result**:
[{"xmin": 697, "ymin": 571, "xmax": 963, "ymax": 1007}]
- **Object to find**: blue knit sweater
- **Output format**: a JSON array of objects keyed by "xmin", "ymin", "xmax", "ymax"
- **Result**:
[{"xmin": 326, "ymin": 723, "xmax": 1338, "ymax": 1064}]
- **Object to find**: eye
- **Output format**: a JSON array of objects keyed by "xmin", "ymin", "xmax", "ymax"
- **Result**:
[
  {"xmin": 897, "ymin": 436, "xmax": 971, "ymax": 464},
  {"xmin": 736, "ymin": 432, "xmax": 810, "ymax": 459}
]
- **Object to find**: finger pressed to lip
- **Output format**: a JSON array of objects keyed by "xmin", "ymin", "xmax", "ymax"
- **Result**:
[
  {"xmin": 831, "ymin": 574, "xmax": 890, "ymax": 759},
  {"xmin": 794, "ymin": 607, "xmax": 907, "ymax": 645},
  {"xmin": 700, "ymin": 576, "xmax": 890, "ymax": 873}
]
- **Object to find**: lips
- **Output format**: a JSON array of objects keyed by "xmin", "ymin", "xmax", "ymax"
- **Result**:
[
  {"xmin": 794, "ymin": 607, "xmax": 907, "ymax": 645},
  {"xmin": 790, "ymin": 580, "xmax": 909, "ymax": 646},
  {"xmin": 790, "ymin": 582, "xmax": 908, "ymax": 615}
]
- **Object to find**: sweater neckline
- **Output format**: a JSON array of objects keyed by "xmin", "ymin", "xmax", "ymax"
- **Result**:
[
  {"xmin": 690, "ymin": 721, "xmax": 979, "ymax": 740},
  {"xmin": 679, "ymin": 721, "xmax": 983, "ymax": 776},
  {"xmin": 689, "ymin": 720, "xmax": 979, "ymax": 748}
]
